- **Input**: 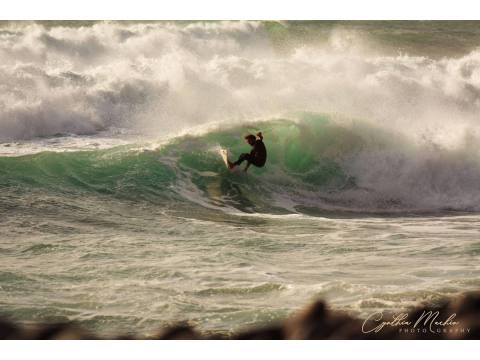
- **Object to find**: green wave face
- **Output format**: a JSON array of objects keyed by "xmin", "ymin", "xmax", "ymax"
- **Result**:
[
  {"xmin": 0, "ymin": 145, "xmax": 177, "ymax": 202},
  {"xmin": 0, "ymin": 114, "xmax": 360, "ymax": 215},
  {"xmin": 172, "ymin": 113, "xmax": 355, "ymax": 184}
]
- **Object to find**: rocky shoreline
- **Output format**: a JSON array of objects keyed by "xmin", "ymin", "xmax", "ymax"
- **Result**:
[{"xmin": 1, "ymin": 291, "xmax": 479, "ymax": 340}]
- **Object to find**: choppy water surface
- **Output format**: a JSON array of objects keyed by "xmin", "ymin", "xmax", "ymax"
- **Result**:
[{"xmin": 2, "ymin": 201, "xmax": 480, "ymax": 336}]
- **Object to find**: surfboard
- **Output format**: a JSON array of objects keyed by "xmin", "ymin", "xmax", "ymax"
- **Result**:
[{"xmin": 220, "ymin": 148, "xmax": 230, "ymax": 168}]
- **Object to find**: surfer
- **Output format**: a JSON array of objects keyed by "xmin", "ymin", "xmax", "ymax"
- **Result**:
[{"xmin": 228, "ymin": 132, "xmax": 267, "ymax": 172}]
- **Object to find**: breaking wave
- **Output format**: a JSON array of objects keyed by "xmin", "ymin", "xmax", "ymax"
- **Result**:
[
  {"xmin": 2, "ymin": 20, "xmax": 480, "ymax": 151},
  {"xmin": 3, "ymin": 113, "xmax": 480, "ymax": 214}
]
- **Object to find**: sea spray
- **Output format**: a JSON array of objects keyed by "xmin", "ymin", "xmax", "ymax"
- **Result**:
[{"xmin": 1, "ymin": 21, "xmax": 480, "ymax": 151}]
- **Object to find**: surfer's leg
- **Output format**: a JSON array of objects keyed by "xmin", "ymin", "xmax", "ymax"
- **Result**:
[{"xmin": 233, "ymin": 153, "xmax": 252, "ymax": 166}]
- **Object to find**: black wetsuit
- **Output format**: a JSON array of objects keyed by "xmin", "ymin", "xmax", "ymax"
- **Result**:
[{"xmin": 233, "ymin": 139, "xmax": 267, "ymax": 167}]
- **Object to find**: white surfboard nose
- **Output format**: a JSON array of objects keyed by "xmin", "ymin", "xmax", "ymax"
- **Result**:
[{"xmin": 220, "ymin": 148, "xmax": 230, "ymax": 168}]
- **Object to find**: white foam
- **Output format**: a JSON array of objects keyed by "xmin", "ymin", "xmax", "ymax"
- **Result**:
[{"xmin": 1, "ymin": 21, "xmax": 480, "ymax": 151}]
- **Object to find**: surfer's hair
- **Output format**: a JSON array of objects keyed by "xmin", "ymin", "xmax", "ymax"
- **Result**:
[{"xmin": 244, "ymin": 134, "xmax": 256, "ymax": 142}]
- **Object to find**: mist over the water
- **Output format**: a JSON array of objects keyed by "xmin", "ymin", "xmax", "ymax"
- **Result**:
[{"xmin": 1, "ymin": 21, "xmax": 480, "ymax": 146}]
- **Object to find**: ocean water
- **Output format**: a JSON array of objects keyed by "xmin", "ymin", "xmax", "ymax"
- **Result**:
[{"xmin": 1, "ymin": 21, "xmax": 480, "ymax": 337}]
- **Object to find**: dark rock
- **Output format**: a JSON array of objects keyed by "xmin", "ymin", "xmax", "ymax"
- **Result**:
[
  {"xmin": 0, "ymin": 319, "xmax": 20, "ymax": 340},
  {"xmin": 155, "ymin": 324, "xmax": 201, "ymax": 340},
  {"xmin": 32, "ymin": 322, "xmax": 94, "ymax": 340},
  {"xmin": 233, "ymin": 325, "xmax": 284, "ymax": 340}
]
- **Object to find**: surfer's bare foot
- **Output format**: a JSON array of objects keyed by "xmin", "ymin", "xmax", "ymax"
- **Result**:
[{"xmin": 228, "ymin": 161, "xmax": 235, "ymax": 169}]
